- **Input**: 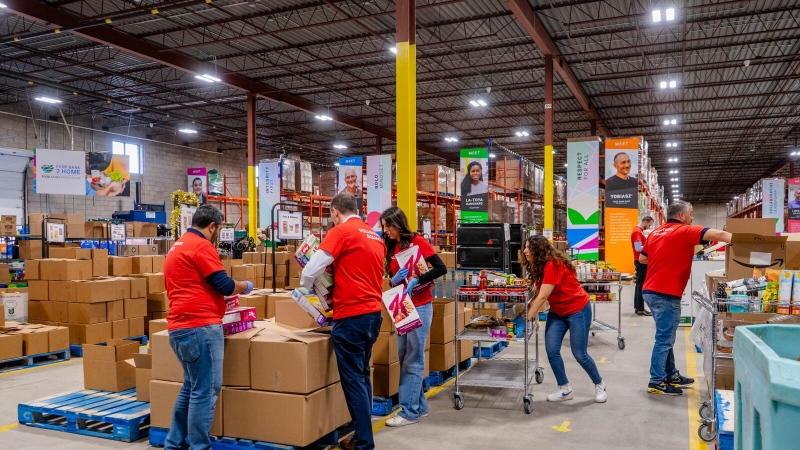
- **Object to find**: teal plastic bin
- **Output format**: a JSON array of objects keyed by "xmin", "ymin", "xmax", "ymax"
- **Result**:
[{"xmin": 733, "ymin": 325, "xmax": 800, "ymax": 450}]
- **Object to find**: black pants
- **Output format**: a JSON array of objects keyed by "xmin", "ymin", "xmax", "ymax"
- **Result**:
[{"xmin": 634, "ymin": 261, "xmax": 647, "ymax": 312}]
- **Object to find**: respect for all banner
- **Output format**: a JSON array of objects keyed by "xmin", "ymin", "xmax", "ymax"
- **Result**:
[
  {"xmin": 366, "ymin": 154, "xmax": 393, "ymax": 232},
  {"xmin": 788, "ymin": 178, "xmax": 800, "ymax": 233},
  {"xmin": 604, "ymin": 137, "xmax": 641, "ymax": 274},
  {"xmin": 566, "ymin": 138, "xmax": 600, "ymax": 260},
  {"xmin": 338, "ymin": 156, "xmax": 363, "ymax": 214},
  {"xmin": 258, "ymin": 160, "xmax": 281, "ymax": 231},
  {"xmin": 460, "ymin": 148, "xmax": 489, "ymax": 223},
  {"xmin": 763, "ymin": 178, "xmax": 785, "ymax": 233}
]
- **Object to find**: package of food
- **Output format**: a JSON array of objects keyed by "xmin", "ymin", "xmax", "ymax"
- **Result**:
[
  {"xmin": 222, "ymin": 306, "xmax": 257, "ymax": 335},
  {"xmin": 381, "ymin": 285, "xmax": 422, "ymax": 335},
  {"xmin": 778, "ymin": 270, "xmax": 793, "ymax": 314},
  {"xmin": 291, "ymin": 288, "xmax": 332, "ymax": 327},
  {"xmin": 294, "ymin": 234, "xmax": 334, "ymax": 302},
  {"xmin": 793, "ymin": 271, "xmax": 800, "ymax": 315},
  {"xmin": 225, "ymin": 294, "xmax": 240, "ymax": 309},
  {"xmin": 393, "ymin": 245, "xmax": 433, "ymax": 296}
]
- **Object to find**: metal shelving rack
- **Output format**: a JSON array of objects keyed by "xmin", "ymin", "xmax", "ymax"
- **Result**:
[
  {"xmin": 580, "ymin": 271, "xmax": 625, "ymax": 350},
  {"xmin": 453, "ymin": 287, "xmax": 544, "ymax": 414}
]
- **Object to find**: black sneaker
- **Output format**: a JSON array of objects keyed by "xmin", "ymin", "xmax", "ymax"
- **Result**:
[
  {"xmin": 668, "ymin": 374, "xmax": 695, "ymax": 387},
  {"xmin": 648, "ymin": 381, "xmax": 683, "ymax": 396}
]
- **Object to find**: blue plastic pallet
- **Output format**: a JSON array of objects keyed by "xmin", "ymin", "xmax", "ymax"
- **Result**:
[
  {"xmin": 0, "ymin": 349, "xmax": 70, "ymax": 374},
  {"xmin": 473, "ymin": 341, "xmax": 509, "ymax": 359},
  {"xmin": 715, "ymin": 389, "xmax": 734, "ymax": 450},
  {"xmin": 18, "ymin": 388, "xmax": 150, "ymax": 443},
  {"xmin": 149, "ymin": 426, "xmax": 340, "ymax": 449},
  {"xmin": 426, "ymin": 358, "xmax": 472, "ymax": 387},
  {"xmin": 372, "ymin": 394, "xmax": 400, "ymax": 417},
  {"xmin": 70, "ymin": 335, "xmax": 148, "ymax": 357}
]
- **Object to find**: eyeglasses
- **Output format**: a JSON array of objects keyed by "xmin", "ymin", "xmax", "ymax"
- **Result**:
[{"xmin": 346, "ymin": 175, "xmax": 357, "ymax": 180}]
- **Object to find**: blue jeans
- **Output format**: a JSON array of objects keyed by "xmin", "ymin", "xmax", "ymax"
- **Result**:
[
  {"xmin": 331, "ymin": 312, "xmax": 382, "ymax": 450},
  {"xmin": 545, "ymin": 302, "xmax": 602, "ymax": 386},
  {"xmin": 397, "ymin": 302, "xmax": 433, "ymax": 421},
  {"xmin": 165, "ymin": 324, "xmax": 224, "ymax": 450},
  {"xmin": 644, "ymin": 292, "xmax": 682, "ymax": 384}
]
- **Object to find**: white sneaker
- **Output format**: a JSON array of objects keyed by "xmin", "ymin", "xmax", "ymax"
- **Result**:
[
  {"xmin": 386, "ymin": 415, "xmax": 419, "ymax": 427},
  {"xmin": 595, "ymin": 382, "xmax": 607, "ymax": 403},
  {"xmin": 546, "ymin": 385, "xmax": 573, "ymax": 402},
  {"xmin": 420, "ymin": 412, "xmax": 429, "ymax": 418}
]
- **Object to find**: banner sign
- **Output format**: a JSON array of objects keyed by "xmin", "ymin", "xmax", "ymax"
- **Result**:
[
  {"xmin": 366, "ymin": 154, "xmax": 393, "ymax": 232},
  {"xmin": 220, "ymin": 227, "xmax": 235, "ymax": 243},
  {"xmin": 338, "ymin": 156, "xmax": 363, "ymax": 214},
  {"xmin": 788, "ymin": 178, "xmax": 800, "ymax": 233},
  {"xmin": 277, "ymin": 211, "xmax": 303, "ymax": 240},
  {"xmin": 188, "ymin": 168, "xmax": 208, "ymax": 205},
  {"xmin": 34, "ymin": 149, "xmax": 131, "ymax": 196},
  {"xmin": 567, "ymin": 139, "xmax": 600, "ymax": 260},
  {"xmin": 604, "ymin": 137, "xmax": 641, "ymax": 274},
  {"xmin": 258, "ymin": 160, "xmax": 281, "ymax": 231},
  {"xmin": 460, "ymin": 148, "xmax": 489, "ymax": 223},
  {"xmin": 763, "ymin": 178, "xmax": 785, "ymax": 233}
]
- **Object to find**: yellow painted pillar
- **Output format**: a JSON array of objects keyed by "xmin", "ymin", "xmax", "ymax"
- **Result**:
[
  {"xmin": 544, "ymin": 55, "xmax": 554, "ymax": 239},
  {"xmin": 247, "ymin": 94, "xmax": 258, "ymax": 240},
  {"xmin": 396, "ymin": 0, "xmax": 417, "ymax": 226}
]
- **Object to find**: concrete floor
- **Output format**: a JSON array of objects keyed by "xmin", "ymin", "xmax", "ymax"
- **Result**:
[{"xmin": 0, "ymin": 285, "xmax": 710, "ymax": 449}]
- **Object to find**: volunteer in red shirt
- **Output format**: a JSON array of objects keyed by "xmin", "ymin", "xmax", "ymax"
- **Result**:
[
  {"xmin": 380, "ymin": 207, "xmax": 447, "ymax": 427},
  {"xmin": 300, "ymin": 193, "xmax": 384, "ymax": 450},
  {"xmin": 163, "ymin": 204, "xmax": 252, "ymax": 450},
  {"xmin": 632, "ymin": 216, "xmax": 654, "ymax": 316},
  {"xmin": 522, "ymin": 235, "xmax": 606, "ymax": 403},
  {"xmin": 640, "ymin": 200, "xmax": 730, "ymax": 396}
]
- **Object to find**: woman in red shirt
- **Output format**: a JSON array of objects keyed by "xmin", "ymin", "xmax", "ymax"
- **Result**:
[
  {"xmin": 381, "ymin": 207, "xmax": 447, "ymax": 427},
  {"xmin": 521, "ymin": 235, "xmax": 606, "ymax": 403}
]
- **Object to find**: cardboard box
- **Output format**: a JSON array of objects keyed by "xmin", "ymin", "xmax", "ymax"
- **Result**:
[
  {"xmin": 48, "ymin": 281, "xmax": 76, "ymax": 302},
  {"xmin": 705, "ymin": 269, "xmax": 728, "ymax": 298},
  {"xmin": 27, "ymin": 214, "xmax": 47, "ymax": 236},
  {"xmin": 92, "ymin": 257, "xmax": 109, "ymax": 277},
  {"xmin": 108, "ymin": 257, "xmax": 133, "ymax": 276},
  {"xmin": 25, "ymin": 260, "xmax": 40, "ymax": 280},
  {"xmin": 372, "ymin": 362, "xmax": 400, "ymax": 397},
  {"xmin": 332, "ymin": 382, "xmax": 352, "ymax": 428},
  {"xmin": 75, "ymin": 280, "xmax": 118, "ymax": 303},
  {"xmin": 129, "ymin": 317, "xmax": 145, "ymax": 337},
  {"xmin": 91, "ymin": 249, "xmax": 109, "ymax": 259},
  {"xmin": 133, "ymin": 273, "xmax": 166, "ymax": 294},
  {"xmin": 18, "ymin": 240, "xmax": 42, "ymax": 260},
  {"xmin": 250, "ymin": 329, "xmax": 339, "ymax": 394},
  {"xmin": 39, "ymin": 259, "xmax": 92, "ymax": 281},
  {"xmin": 148, "ymin": 319, "xmax": 168, "ymax": 342},
  {"xmin": 52, "ymin": 302, "xmax": 69, "ymax": 322},
  {"xmin": 223, "ymin": 386, "xmax": 336, "ymax": 447},
  {"xmin": 459, "ymin": 339, "xmax": 474, "ymax": 362},
  {"xmin": 429, "ymin": 341, "xmax": 456, "ymax": 371},
  {"xmin": 107, "ymin": 300, "xmax": 124, "ymax": 321},
  {"xmin": 266, "ymin": 292, "xmax": 293, "ymax": 319},
  {"xmin": 151, "ymin": 331, "xmax": 184, "ymax": 382},
  {"xmin": 432, "ymin": 299, "xmax": 456, "ymax": 318},
  {"xmin": 150, "ymin": 311, "xmax": 168, "ymax": 320},
  {"xmin": 112, "ymin": 319, "xmax": 129, "ymax": 339},
  {"xmin": 133, "ymin": 353, "xmax": 152, "ymax": 402},
  {"xmin": 82, "ymin": 339, "xmax": 138, "ymax": 391},
  {"xmin": 222, "ymin": 325, "xmax": 266, "ymax": 387},
  {"xmin": 726, "ymin": 218, "xmax": 776, "ymax": 235},
  {"xmin": 28, "ymin": 280, "xmax": 49, "ymax": 301},
  {"xmin": 373, "ymin": 331, "xmax": 399, "ymax": 365},
  {"xmin": 430, "ymin": 313, "xmax": 456, "ymax": 345},
  {"xmin": 726, "ymin": 234, "xmax": 787, "ymax": 281},
  {"xmin": 232, "ymin": 265, "xmax": 257, "ymax": 280},
  {"xmin": 28, "ymin": 301, "xmax": 52, "ymax": 322},
  {"xmin": 274, "ymin": 299, "xmax": 323, "ymax": 329},
  {"xmin": 113, "ymin": 278, "xmax": 131, "ymax": 300},
  {"xmin": 380, "ymin": 306, "xmax": 394, "ymax": 332},
  {"xmin": 68, "ymin": 302, "xmax": 107, "ymax": 324},
  {"xmin": 238, "ymin": 294, "xmax": 266, "ymax": 320},
  {"xmin": 128, "ymin": 278, "xmax": 146, "ymax": 299},
  {"xmin": 48, "ymin": 326, "xmax": 69, "ymax": 352},
  {"xmin": 151, "ymin": 380, "xmax": 222, "ymax": 435},
  {"xmin": 131, "ymin": 256, "xmax": 153, "ymax": 274},
  {"xmin": 1, "ymin": 288, "xmax": 29, "ymax": 323},
  {"xmin": 125, "ymin": 222, "xmax": 158, "ymax": 238},
  {"xmin": 49, "ymin": 247, "xmax": 92, "ymax": 259},
  {"xmin": 147, "ymin": 292, "xmax": 169, "ymax": 312},
  {"xmin": 151, "ymin": 256, "xmax": 165, "ymax": 273},
  {"xmin": 67, "ymin": 322, "xmax": 112, "ymax": 345},
  {"xmin": 124, "ymin": 298, "xmax": 147, "ymax": 319},
  {"xmin": 716, "ymin": 357, "xmax": 735, "ymax": 390},
  {"xmin": 0, "ymin": 332, "xmax": 24, "ymax": 359},
  {"xmin": 14, "ymin": 327, "xmax": 50, "ymax": 356},
  {"xmin": 49, "ymin": 214, "xmax": 85, "ymax": 224}
]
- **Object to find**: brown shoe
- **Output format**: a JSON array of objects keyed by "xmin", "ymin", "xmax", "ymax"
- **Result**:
[
  {"xmin": 340, "ymin": 437, "xmax": 356, "ymax": 450},
  {"xmin": 636, "ymin": 310, "xmax": 653, "ymax": 316}
]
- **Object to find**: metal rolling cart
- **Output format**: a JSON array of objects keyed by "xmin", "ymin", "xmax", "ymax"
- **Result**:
[
  {"xmin": 579, "ymin": 271, "xmax": 625, "ymax": 350},
  {"xmin": 453, "ymin": 285, "xmax": 543, "ymax": 414}
]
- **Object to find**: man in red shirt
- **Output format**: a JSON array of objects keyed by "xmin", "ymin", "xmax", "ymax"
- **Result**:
[
  {"xmin": 639, "ymin": 201, "xmax": 730, "ymax": 396},
  {"xmin": 300, "ymin": 193, "xmax": 385, "ymax": 450},
  {"xmin": 631, "ymin": 216, "xmax": 654, "ymax": 316},
  {"xmin": 164, "ymin": 205, "xmax": 252, "ymax": 450}
]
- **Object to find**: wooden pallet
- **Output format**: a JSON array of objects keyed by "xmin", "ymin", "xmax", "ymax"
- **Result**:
[
  {"xmin": 69, "ymin": 335, "xmax": 148, "ymax": 357},
  {"xmin": 0, "ymin": 350, "xmax": 70, "ymax": 374},
  {"xmin": 149, "ymin": 426, "xmax": 340, "ymax": 449},
  {"xmin": 18, "ymin": 388, "xmax": 150, "ymax": 442}
]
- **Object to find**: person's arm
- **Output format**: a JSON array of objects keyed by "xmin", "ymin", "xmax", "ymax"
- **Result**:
[
  {"xmin": 526, "ymin": 284, "xmax": 555, "ymax": 321},
  {"xmin": 416, "ymin": 254, "xmax": 447, "ymax": 285},
  {"xmin": 300, "ymin": 249, "xmax": 334, "ymax": 291},
  {"xmin": 702, "ymin": 229, "xmax": 731, "ymax": 243},
  {"xmin": 206, "ymin": 271, "xmax": 251, "ymax": 296},
  {"xmin": 639, "ymin": 253, "xmax": 648, "ymax": 264}
]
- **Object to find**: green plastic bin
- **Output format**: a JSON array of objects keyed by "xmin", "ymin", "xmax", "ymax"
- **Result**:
[{"xmin": 733, "ymin": 325, "xmax": 800, "ymax": 450}]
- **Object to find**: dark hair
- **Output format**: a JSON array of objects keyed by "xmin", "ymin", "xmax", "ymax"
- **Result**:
[
  {"xmin": 613, "ymin": 152, "xmax": 629, "ymax": 163},
  {"xmin": 642, "ymin": 215, "xmax": 654, "ymax": 223},
  {"xmin": 519, "ymin": 234, "xmax": 576, "ymax": 284},
  {"xmin": 380, "ymin": 207, "xmax": 417, "ymax": 272},
  {"xmin": 667, "ymin": 200, "xmax": 691, "ymax": 219},
  {"xmin": 331, "ymin": 193, "xmax": 359, "ymax": 215},
  {"xmin": 191, "ymin": 204, "xmax": 224, "ymax": 228},
  {"xmin": 192, "ymin": 177, "xmax": 202, "ymax": 185},
  {"xmin": 460, "ymin": 161, "xmax": 484, "ymax": 195}
]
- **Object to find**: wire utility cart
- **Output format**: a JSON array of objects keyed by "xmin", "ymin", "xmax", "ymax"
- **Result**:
[
  {"xmin": 579, "ymin": 272, "xmax": 625, "ymax": 350},
  {"xmin": 453, "ymin": 287, "xmax": 543, "ymax": 414}
]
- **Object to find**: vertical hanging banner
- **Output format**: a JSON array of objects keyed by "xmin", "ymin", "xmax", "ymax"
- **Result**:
[
  {"xmin": 762, "ymin": 178, "xmax": 785, "ymax": 233},
  {"xmin": 258, "ymin": 160, "xmax": 281, "ymax": 231},
  {"xmin": 188, "ymin": 168, "xmax": 208, "ymax": 204},
  {"xmin": 787, "ymin": 178, "xmax": 800, "ymax": 233},
  {"xmin": 566, "ymin": 138, "xmax": 600, "ymax": 260},
  {"xmin": 366, "ymin": 154, "xmax": 393, "ymax": 231},
  {"xmin": 460, "ymin": 148, "xmax": 489, "ymax": 223},
  {"xmin": 604, "ymin": 137, "xmax": 641, "ymax": 274},
  {"xmin": 338, "ymin": 156, "xmax": 363, "ymax": 214}
]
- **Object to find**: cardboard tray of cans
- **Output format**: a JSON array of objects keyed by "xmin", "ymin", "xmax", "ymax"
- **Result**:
[{"xmin": 455, "ymin": 287, "xmax": 528, "ymax": 303}]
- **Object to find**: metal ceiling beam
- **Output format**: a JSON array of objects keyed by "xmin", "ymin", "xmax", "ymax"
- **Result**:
[
  {"xmin": 506, "ymin": 0, "xmax": 611, "ymax": 137},
  {"xmin": 4, "ymin": 0, "xmax": 454, "ymax": 162}
]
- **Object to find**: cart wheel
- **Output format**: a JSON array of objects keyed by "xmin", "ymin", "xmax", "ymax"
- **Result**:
[
  {"xmin": 535, "ymin": 368, "xmax": 544, "ymax": 385},
  {"xmin": 699, "ymin": 403, "xmax": 711, "ymax": 420},
  {"xmin": 523, "ymin": 395, "xmax": 533, "ymax": 414},
  {"xmin": 454, "ymin": 393, "xmax": 465, "ymax": 410},
  {"xmin": 617, "ymin": 337, "xmax": 626, "ymax": 350},
  {"xmin": 698, "ymin": 423, "xmax": 716, "ymax": 442}
]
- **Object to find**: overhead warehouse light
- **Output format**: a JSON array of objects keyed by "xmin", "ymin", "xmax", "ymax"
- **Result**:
[
  {"xmin": 178, "ymin": 128, "xmax": 198, "ymax": 134},
  {"xmin": 334, "ymin": 162, "xmax": 340, "ymax": 166},
  {"xmin": 660, "ymin": 80, "xmax": 678, "ymax": 89},
  {"xmin": 515, "ymin": 131, "xmax": 530, "ymax": 137},
  {"xmin": 733, "ymin": 196, "xmax": 739, "ymax": 200},
  {"xmin": 669, "ymin": 170, "xmax": 679, "ymax": 174},
  {"xmin": 333, "ymin": 144, "xmax": 347, "ymax": 149},
  {"xmin": 0, "ymin": 3, "xmax": 7, "ymax": 8},
  {"xmin": 663, "ymin": 118, "xmax": 678, "ymax": 125},
  {"xmin": 670, "ymin": 178, "xmax": 678, "ymax": 181},
  {"xmin": 444, "ymin": 137, "xmax": 458, "ymax": 143},
  {"xmin": 652, "ymin": 8, "xmax": 675, "ymax": 22},
  {"xmin": 35, "ymin": 96, "xmax": 62, "ymax": 104},
  {"xmin": 668, "ymin": 157, "xmax": 679, "ymax": 163},
  {"xmin": 469, "ymin": 99, "xmax": 487, "ymax": 107},
  {"xmin": 389, "ymin": 47, "xmax": 398, "ymax": 54},
  {"xmin": 669, "ymin": 80, "xmax": 677, "ymax": 88},
  {"xmin": 195, "ymin": 74, "xmax": 221, "ymax": 83},
  {"xmin": 315, "ymin": 115, "xmax": 333, "ymax": 121},
  {"xmin": 564, "ymin": 163, "xmax": 568, "ymax": 167},
  {"xmin": 489, "ymin": 153, "xmax": 496, "ymax": 158}
]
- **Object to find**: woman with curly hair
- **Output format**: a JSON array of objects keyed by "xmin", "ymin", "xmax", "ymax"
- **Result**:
[
  {"xmin": 521, "ymin": 234, "xmax": 606, "ymax": 403},
  {"xmin": 380, "ymin": 206, "xmax": 447, "ymax": 427}
]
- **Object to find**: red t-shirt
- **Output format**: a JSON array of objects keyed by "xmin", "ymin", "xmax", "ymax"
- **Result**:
[
  {"xmin": 642, "ymin": 221, "xmax": 708, "ymax": 298},
  {"xmin": 319, "ymin": 217, "xmax": 385, "ymax": 320},
  {"xmin": 535, "ymin": 260, "xmax": 589, "ymax": 316},
  {"xmin": 165, "ymin": 230, "xmax": 227, "ymax": 331},
  {"xmin": 388, "ymin": 235, "xmax": 436, "ymax": 307},
  {"xmin": 631, "ymin": 225, "xmax": 646, "ymax": 261}
]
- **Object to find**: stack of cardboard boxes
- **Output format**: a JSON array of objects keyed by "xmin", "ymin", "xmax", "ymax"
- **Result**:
[
  {"xmin": 1, "ymin": 215, "xmax": 16, "ymax": 236},
  {"xmin": 239, "ymin": 250, "xmax": 301, "ymax": 290},
  {"xmin": 0, "ymin": 322, "xmax": 69, "ymax": 359},
  {"xmin": 429, "ymin": 299, "xmax": 472, "ymax": 373},
  {"xmin": 417, "ymin": 165, "xmax": 456, "ymax": 196}
]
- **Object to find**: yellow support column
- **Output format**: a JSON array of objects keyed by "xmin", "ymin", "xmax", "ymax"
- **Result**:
[
  {"xmin": 543, "ymin": 55, "xmax": 554, "ymax": 239},
  {"xmin": 396, "ymin": 0, "xmax": 417, "ymax": 226},
  {"xmin": 247, "ymin": 93, "xmax": 258, "ymax": 240}
]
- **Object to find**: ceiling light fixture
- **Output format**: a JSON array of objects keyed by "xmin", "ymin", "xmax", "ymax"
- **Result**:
[
  {"xmin": 669, "ymin": 80, "xmax": 677, "ymax": 88},
  {"xmin": 733, "ymin": 196, "xmax": 739, "ymax": 200},
  {"xmin": 34, "ymin": 96, "xmax": 61, "ymax": 104},
  {"xmin": 652, "ymin": 8, "xmax": 675, "ymax": 22},
  {"xmin": 670, "ymin": 170, "xmax": 679, "ymax": 174},
  {"xmin": 670, "ymin": 178, "xmax": 678, "ymax": 181},
  {"xmin": 444, "ymin": 137, "xmax": 458, "ymax": 143},
  {"xmin": 470, "ymin": 99, "xmax": 488, "ymax": 107},
  {"xmin": 334, "ymin": 162, "xmax": 340, "ymax": 167},
  {"xmin": 652, "ymin": 10, "xmax": 662, "ymax": 22},
  {"xmin": 489, "ymin": 153, "xmax": 496, "ymax": 158},
  {"xmin": 315, "ymin": 115, "xmax": 333, "ymax": 121},
  {"xmin": 389, "ymin": 47, "xmax": 397, "ymax": 54},
  {"xmin": 666, "ymin": 8, "xmax": 675, "ymax": 20},
  {"xmin": 515, "ymin": 131, "xmax": 530, "ymax": 137},
  {"xmin": 178, "ymin": 128, "xmax": 197, "ymax": 134},
  {"xmin": 333, "ymin": 144, "xmax": 347, "ymax": 149},
  {"xmin": 195, "ymin": 74, "xmax": 221, "ymax": 83},
  {"xmin": 564, "ymin": 163, "xmax": 568, "ymax": 167},
  {"xmin": 0, "ymin": 3, "xmax": 7, "ymax": 8}
]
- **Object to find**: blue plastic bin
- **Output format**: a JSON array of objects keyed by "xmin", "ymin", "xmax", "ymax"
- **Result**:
[{"xmin": 733, "ymin": 325, "xmax": 800, "ymax": 450}]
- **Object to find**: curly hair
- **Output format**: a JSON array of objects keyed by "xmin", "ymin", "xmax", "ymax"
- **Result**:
[
  {"xmin": 519, "ymin": 234, "xmax": 576, "ymax": 284},
  {"xmin": 380, "ymin": 206, "xmax": 418, "ymax": 273}
]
